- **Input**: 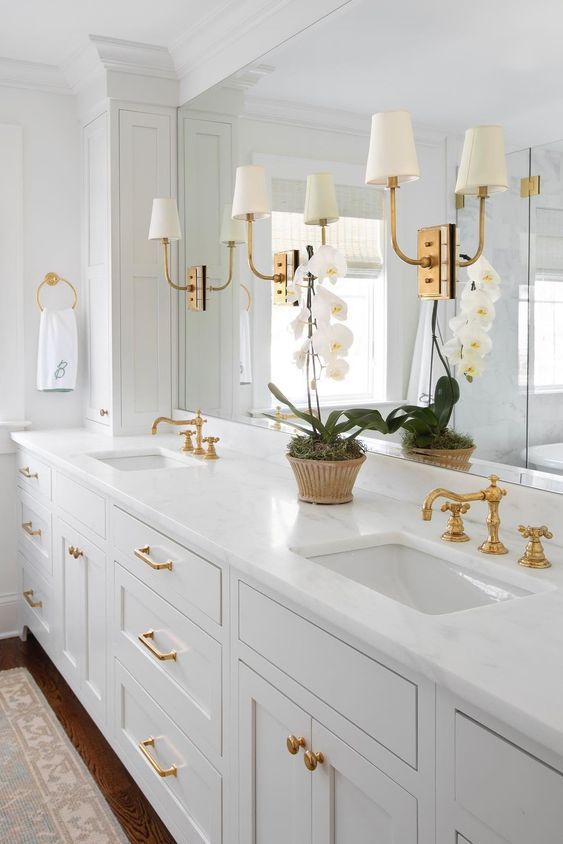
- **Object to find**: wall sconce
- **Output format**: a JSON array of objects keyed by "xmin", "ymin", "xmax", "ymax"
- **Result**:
[
  {"xmin": 365, "ymin": 111, "xmax": 508, "ymax": 299},
  {"xmin": 304, "ymin": 172, "xmax": 339, "ymax": 244},
  {"xmin": 232, "ymin": 164, "xmax": 299, "ymax": 304},
  {"xmin": 148, "ymin": 197, "xmax": 207, "ymax": 311}
]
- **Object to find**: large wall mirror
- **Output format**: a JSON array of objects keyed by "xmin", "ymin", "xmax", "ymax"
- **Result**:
[{"xmin": 177, "ymin": 0, "xmax": 563, "ymax": 493}]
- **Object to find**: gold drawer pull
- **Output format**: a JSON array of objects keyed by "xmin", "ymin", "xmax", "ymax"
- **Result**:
[
  {"xmin": 138, "ymin": 737, "xmax": 177, "ymax": 778},
  {"xmin": 22, "ymin": 521, "xmax": 41, "ymax": 537},
  {"xmin": 134, "ymin": 545, "xmax": 173, "ymax": 571},
  {"xmin": 22, "ymin": 590, "xmax": 42, "ymax": 609},
  {"xmin": 68, "ymin": 545, "xmax": 84, "ymax": 559},
  {"xmin": 286, "ymin": 735, "xmax": 306, "ymax": 755},
  {"xmin": 138, "ymin": 629, "xmax": 177, "ymax": 661},
  {"xmin": 19, "ymin": 467, "xmax": 38, "ymax": 479},
  {"xmin": 304, "ymin": 750, "xmax": 325, "ymax": 771}
]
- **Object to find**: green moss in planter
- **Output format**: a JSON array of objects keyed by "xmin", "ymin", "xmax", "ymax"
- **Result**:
[
  {"xmin": 288, "ymin": 435, "xmax": 366, "ymax": 462},
  {"xmin": 402, "ymin": 428, "xmax": 475, "ymax": 452}
]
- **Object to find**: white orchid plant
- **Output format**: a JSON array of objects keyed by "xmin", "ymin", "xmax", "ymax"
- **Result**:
[
  {"xmin": 267, "ymin": 244, "xmax": 401, "ymax": 460},
  {"xmin": 443, "ymin": 256, "xmax": 501, "ymax": 381}
]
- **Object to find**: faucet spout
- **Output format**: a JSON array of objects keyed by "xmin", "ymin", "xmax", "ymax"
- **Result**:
[
  {"xmin": 151, "ymin": 417, "xmax": 195, "ymax": 435},
  {"xmin": 421, "ymin": 487, "xmax": 484, "ymax": 520}
]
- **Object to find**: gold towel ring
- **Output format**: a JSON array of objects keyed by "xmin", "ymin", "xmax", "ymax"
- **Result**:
[
  {"xmin": 36, "ymin": 272, "xmax": 78, "ymax": 311},
  {"xmin": 241, "ymin": 282, "xmax": 252, "ymax": 312}
]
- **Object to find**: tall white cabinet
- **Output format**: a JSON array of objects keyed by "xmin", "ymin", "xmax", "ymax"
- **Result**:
[{"xmin": 82, "ymin": 102, "xmax": 176, "ymax": 435}]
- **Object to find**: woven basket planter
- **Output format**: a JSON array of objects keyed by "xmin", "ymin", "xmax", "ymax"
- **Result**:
[
  {"xmin": 287, "ymin": 454, "xmax": 367, "ymax": 504},
  {"xmin": 406, "ymin": 445, "xmax": 475, "ymax": 472}
]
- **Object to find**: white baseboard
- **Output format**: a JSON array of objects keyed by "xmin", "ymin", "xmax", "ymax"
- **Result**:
[{"xmin": 0, "ymin": 593, "xmax": 18, "ymax": 639}]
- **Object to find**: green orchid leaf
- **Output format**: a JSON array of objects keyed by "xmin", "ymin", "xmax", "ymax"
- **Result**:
[{"xmin": 267, "ymin": 382, "xmax": 326, "ymax": 436}]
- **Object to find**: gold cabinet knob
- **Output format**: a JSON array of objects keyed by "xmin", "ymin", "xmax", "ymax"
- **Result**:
[
  {"xmin": 304, "ymin": 750, "xmax": 324, "ymax": 771},
  {"xmin": 68, "ymin": 545, "xmax": 84, "ymax": 559},
  {"xmin": 286, "ymin": 735, "xmax": 306, "ymax": 755},
  {"xmin": 518, "ymin": 525, "xmax": 553, "ymax": 569}
]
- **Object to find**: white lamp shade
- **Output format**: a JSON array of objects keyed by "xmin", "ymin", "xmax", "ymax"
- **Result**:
[
  {"xmin": 232, "ymin": 165, "xmax": 270, "ymax": 220},
  {"xmin": 455, "ymin": 125, "xmax": 508, "ymax": 195},
  {"xmin": 220, "ymin": 204, "xmax": 246, "ymax": 244},
  {"xmin": 365, "ymin": 110, "xmax": 420, "ymax": 185},
  {"xmin": 148, "ymin": 198, "xmax": 182, "ymax": 240},
  {"xmin": 304, "ymin": 173, "xmax": 339, "ymax": 225}
]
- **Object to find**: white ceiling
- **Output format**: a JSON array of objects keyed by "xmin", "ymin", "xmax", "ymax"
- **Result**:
[
  {"xmin": 242, "ymin": 0, "xmax": 563, "ymax": 141},
  {"xmin": 0, "ymin": 0, "xmax": 228, "ymax": 65}
]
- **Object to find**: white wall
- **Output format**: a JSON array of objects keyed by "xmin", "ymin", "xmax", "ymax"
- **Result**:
[{"xmin": 0, "ymin": 85, "xmax": 82, "ymax": 636}]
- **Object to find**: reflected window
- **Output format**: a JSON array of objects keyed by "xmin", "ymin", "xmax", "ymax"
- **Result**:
[{"xmin": 269, "ymin": 178, "xmax": 386, "ymax": 406}]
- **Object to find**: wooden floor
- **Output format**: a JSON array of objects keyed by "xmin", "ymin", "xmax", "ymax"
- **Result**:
[{"xmin": 0, "ymin": 634, "xmax": 176, "ymax": 844}]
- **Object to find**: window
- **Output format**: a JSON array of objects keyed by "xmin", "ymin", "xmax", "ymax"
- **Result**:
[{"xmin": 269, "ymin": 178, "xmax": 386, "ymax": 407}]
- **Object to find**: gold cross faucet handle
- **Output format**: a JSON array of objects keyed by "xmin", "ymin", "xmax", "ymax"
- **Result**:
[
  {"xmin": 440, "ymin": 502, "xmax": 471, "ymax": 543},
  {"xmin": 178, "ymin": 429, "xmax": 195, "ymax": 452},
  {"xmin": 202, "ymin": 436, "xmax": 220, "ymax": 460},
  {"xmin": 518, "ymin": 525, "xmax": 553, "ymax": 569}
]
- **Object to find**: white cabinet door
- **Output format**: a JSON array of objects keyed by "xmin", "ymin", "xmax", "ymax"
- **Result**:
[
  {"xmin": 238, "ymin": 663, "xmax": 312, "ymax": 844},
  {"xmin": 83, "ymin": 112, "xmax": 111, "ymax": 426},
  {"xmin": 311, "ymin": 720, "xmax": 418, "ymax": 844},
  {"xmin": 55, "ymin": 520, "xmax": 107, "ymax": 726}
]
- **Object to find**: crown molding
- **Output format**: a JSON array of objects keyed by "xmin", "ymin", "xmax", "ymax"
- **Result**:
[
  {"xmin": 62, "ymin": 35, "xmax": 177, "ymax": 94},
  {"xmin": 0, "ymin": 57, "xmax": 71, "ymax": 95},
  {"xmin": 241, "ymin": 95, "xmax": 369, "ymax": 136}
]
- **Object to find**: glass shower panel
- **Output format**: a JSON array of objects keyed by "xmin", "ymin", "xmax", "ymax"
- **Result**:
[
  {"xmin": 527, "ymin": 142, "xmax": 563, "ymax": 475},
  {"xmin": 455, "ymin": 148, "xmax": 530, "ymax": 467}
]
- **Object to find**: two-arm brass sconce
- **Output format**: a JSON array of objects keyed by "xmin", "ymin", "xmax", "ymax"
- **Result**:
[{"xmin": 366, "ymin": 112, "xmax": 508, "ymax": 300}]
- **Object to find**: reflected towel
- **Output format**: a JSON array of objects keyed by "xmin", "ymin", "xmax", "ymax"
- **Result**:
[
  {"xmin": 36, "ymin": 308, "xmax": 78, "ymax": 392},
  {"xmin": 240, "ymin": 308, "xmax": 252, "ymax": 384}
]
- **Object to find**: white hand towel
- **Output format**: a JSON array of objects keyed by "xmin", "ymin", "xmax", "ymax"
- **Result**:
[
  {"xmin": 239, "ymin": 308, "xmax": 252, "ymax": 384},
  {"xmin": 36, "ymin": 308, "xmax": 78, "ymax": 392}
]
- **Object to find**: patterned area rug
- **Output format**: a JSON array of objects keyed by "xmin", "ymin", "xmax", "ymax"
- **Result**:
[{"xmin": 0, "ymin": 667, "xmax": 127, "ymax": 843}]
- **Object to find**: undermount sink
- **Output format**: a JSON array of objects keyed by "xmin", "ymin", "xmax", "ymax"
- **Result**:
[
  {"xmin": 89, "ymin": 448, "xmax": 196, "ymax": 472},
  {"xmin": 294, "ymin": 532, "xmax": 549, "ymax": 615}
]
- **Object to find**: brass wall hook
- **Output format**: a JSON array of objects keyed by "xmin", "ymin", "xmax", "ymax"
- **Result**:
[
  {"xmin": 518, "ymin": 525, "xmax": 553, "ymax": 569},
  {"xmin": 440, "ymin": 501, "xmax": 471, "ymax": 542}
]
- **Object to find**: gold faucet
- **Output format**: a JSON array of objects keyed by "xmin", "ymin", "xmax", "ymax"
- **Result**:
[
  {"xmin": 151, "ymin": 416, "xmax": 195, "ymax": 435},
  {"xmin": 422, "ymin": 475, "xmax": 508, "ymax": 555}
]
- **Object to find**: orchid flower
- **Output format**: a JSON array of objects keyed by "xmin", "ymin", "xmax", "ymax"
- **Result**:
[
  {"xmin": 289, "ymin": 303, "xmax": 310, "ymax": 340},
  {"xmin": 460, "ymin": 289, "xmax": 496, "ymax": 325},
  {"xmin": 311, "ymin": 285, "xmax": 348, "ymax": 324},
  {"xmin": 314, "ymin": 323, "xmax": 354, "ymax": 358},
  {"xmin": 456, "ymin": 322, "xmax": 493, "ymax": 358},
  {"xmin": 306, "ymin": 244, "xmax": 347, "ymax": 284},
  {"xmin": 325, "ymin": 357, "xmax": 350, "ymax": 380}
]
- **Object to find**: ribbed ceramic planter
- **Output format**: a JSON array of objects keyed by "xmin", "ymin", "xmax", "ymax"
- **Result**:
[
  {"xmin": 287, "ymin": 454, "xmax": 367, "ymax": 504},
  {"xmin": 406, "ymin": 445, "xmax": 475, "ymax": 472}
]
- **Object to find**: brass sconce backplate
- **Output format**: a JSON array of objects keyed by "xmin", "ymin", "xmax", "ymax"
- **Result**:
[
  {"xmin": 187, "ymin": 265, "xmax": 207, "ymax": 311},
  {"xmin": 273, "ymin": 250, "xmax": 300, "ymax": 305},
  {"xmin": 417, "ymin": 224, "xmax": 456, "ymax": 300}
]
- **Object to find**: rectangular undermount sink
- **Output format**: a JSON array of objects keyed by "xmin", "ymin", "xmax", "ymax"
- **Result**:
[
  {"xmin": 294, "ymin": 532, "xmax": 550, "ymax": 615},
  {"xmin": 89, "ymin": 449, "xmax": 196, "ymax": 472}
]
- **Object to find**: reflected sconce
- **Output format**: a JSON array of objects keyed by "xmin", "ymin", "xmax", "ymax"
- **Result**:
[
  {"xmin": 148, "ymin": 197, "xmax": 207, "ymax": 311},
  {"xmin": 365, "ymin": 111, "xmax": 508, "ymax": 299},
  {"xmin": 232, "ymin": 164, "xmax": 298, "ymax": 304},
  {"xmin": 304, "ymin": 172, "xmax": 339, "ymax": 244}
]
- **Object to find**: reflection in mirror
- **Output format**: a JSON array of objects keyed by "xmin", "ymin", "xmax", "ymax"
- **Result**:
[{"xmin": 176, "ymin": 0, "xmax": 563, "ymax": 494}]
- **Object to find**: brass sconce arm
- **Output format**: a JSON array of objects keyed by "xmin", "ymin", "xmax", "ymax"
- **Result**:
[
  {"xmin": 388, "ymin": 178, "xmax": 432, "ymax": 269},
  {"xmin": 208, "ymin": 242, "xmax": 236, "ymax": 293},
  {"xmin": 161, "ymin": 238, "xmax": 192, "ymax": 292},
  {"xmin": 456, "ymin": 188, "xmax": 488, "ymax": 268},
  {"xmin": 246, "ymin": 218, "xmax": 284, "ymax": 283}
]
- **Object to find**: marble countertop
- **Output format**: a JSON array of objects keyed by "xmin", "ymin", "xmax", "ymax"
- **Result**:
[{"xmin": 12, "ymin": 428, "xmax": 563, "ymax": 757}]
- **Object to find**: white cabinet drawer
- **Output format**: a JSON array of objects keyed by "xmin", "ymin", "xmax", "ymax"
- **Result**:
[
  {"xmin": 54, "ymin": 472, "xmax": 106, "ymax": 539},
  {"xmin": 113, "ymin": 507, "xmax": 222, "ymax": 629},
  {"xmin": 239, "ymin": 583, "xmax": 418, "ymax": 768},
  {"xmin": 18, "ymin": 492, "xmax": 51, "ymax": 578},
  {"xmin": 114, "ymin": 564, "xmax": 222, "ymax": 760},
  {"xmin": 16, "ymin": 450, "xmax": 52, "ymax": 503},
  {"xmin": 455, "ymin": 713, "xmax": 563, "ymax": 844},
  {"xmin": 21, "ymin": 555, "xmax": 53, "ymax": 651},
  {"xmin": 114, "ymin": 660, "xmax": 222, "ymax": 844}
]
